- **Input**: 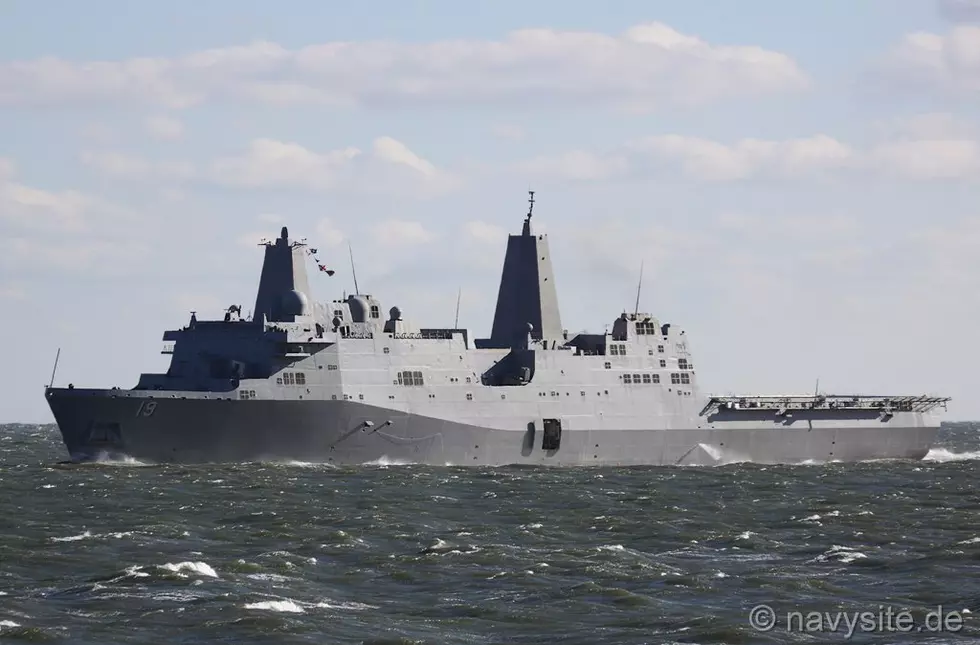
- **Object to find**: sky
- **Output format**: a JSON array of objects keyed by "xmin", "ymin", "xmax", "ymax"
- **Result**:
[{"xmin": 1, "ymin": 0, "xmax": 979, "ymax": 422}]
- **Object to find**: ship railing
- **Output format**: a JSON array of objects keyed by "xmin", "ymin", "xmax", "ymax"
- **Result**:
[{"xmin": 699, "ymin": 394, "xmax": 951, "ymax": 417}]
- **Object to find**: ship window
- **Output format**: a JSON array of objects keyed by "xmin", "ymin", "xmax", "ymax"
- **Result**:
[
  {"xmin": 383, "ymin": 347, "xmax": 390, "ymax": 354},
  {"xmin": 681, "ymin": 373, "xmax": 691, "ymax": 385},
  {"xmin": 412, "ymin": 371, "xmax": 423, "ymax": 386},
  {"xmin": 623, "ymin": 374, "xmax": 632, "ymax": 384},
  {"xmin": 466, "ymin": 376, "xmax": 471, "ymax": 383},
  {"xmin": 652, "ymin": 374, "xmax": 660, "ymax": 383},
  {"xmin": 678, "ymin": 358, "xmax": 689, "ymax": 369},
  {"xmin": 333, "ymin": 309, "xmax": 343, "ymax": 317},
  {"xmin": 636, "ymin": 321, "xmax": 657, "ymax": 335},
  {"xmin": 542, "ymin": 418, "xmax": 562, "ymax": 450},
  {"xmin": 296, "ymin": 372, "xmax": 306, "ymax": 385},
  {"xmin": 370, "ymin": 305, "xmax": 380, "ymax": 319},
  {"xmin": 466, "ymin": 393, "xmax": 473, "ymax": 400},
  {"xmin": 276, "ymin": 378, "xmax": 282, "ymax": 385},
  {"xmin": 660, "ymin": 359, "xmax": 667, "ymax": 368},
  {"xmin": 604, "ymin": 362, "xmax": 611, "ymax": 369},
  {"xmin": 658, "ymin": 345, "xmax": 665, "ymax": 353},
  {"xmin": 633, "ymin": 373, "xmax": 641, "ymax": 383},
  {"xmin": 610, "ymin": 345, "xmax": 619, "ymax": 356},
  {"xmin": 648, "ymin": 349, "xmax": 654, "ymax": 355},
  {"xmin": 642, "ymin": 374, "xmax": 651, "ymax": 384},
  {"xmin": 397, "ymin": 372, "xmax": 404, "ymax": 385},
  {"xmin": 671, "ymin": 373, "xmax": 681, "ymax": 385},
  {"xmin": 283, "ymin": 372, "xmax": 295, "ymax": 386}
]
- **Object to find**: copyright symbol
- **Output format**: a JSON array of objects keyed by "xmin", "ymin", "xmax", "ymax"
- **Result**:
[{"xmin": 749, "ymin": 604, "xmax": 776, "ymax": 631}]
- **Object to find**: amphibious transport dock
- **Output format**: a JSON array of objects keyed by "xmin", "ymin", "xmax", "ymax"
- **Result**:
[{"xmin": 45, "ymin": 194, "xmax": 950, "ymax": 465}]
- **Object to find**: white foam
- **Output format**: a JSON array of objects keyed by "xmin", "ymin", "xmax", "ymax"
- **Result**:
[
  {"xmin": 0, "ymin": 620, "xmax": 19, "ymax": 628},
  {"xmin": 812, "ymin": 545, "xmax": 868, "ymax": 564},
  {"xmin": 924, "ymin": 448, "xmax": 980, "ymax": 462},
  {"xmin": 160, "ymin": 561, "xmax": 218, "ymax": 578},
  {"xmin": 90, "ymin": 452, "xmax": 150, "ymax": 466},
  {"xmin": 245, "ymin": 599, "xmax": 304, "ymax": 613},
  {"xmin": 50, "ymin": 530, "xmax": 133, "ymax": 543},
  {"xmin": 314, "ymin": 600, "xmax": 375, "ymax": 610},
  {"xmin": 597, "ymin": 544, "xmax": 626, "ymax": 552},
  {"xmin": 362, "ymin": 456, "xmax": 413, "ymax": 466},
  {"xmin": 51, "ymin": 531, "xmax": 92, "ymax": 542}
]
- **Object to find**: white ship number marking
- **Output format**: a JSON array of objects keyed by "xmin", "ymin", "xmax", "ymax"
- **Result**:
[{"xmin": 136, "ymin": 401, "xmax": 157, "ymax": 418}]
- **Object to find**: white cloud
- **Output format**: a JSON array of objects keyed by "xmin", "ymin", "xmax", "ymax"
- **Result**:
[
  {"xmin": 463, "ymin": 220, "xmax": 507, "ymax": 245},
  {"xmin": 83, "ymin": 136, "xmax": 450, "ymax": 194},
  {"xmin": 868, "ymin": 139, "xmax": 980, "ymax": 179},
  {"xmin": 80, "ymin": 150, "xmax": 195, "ymax": 180},
  {"xmin": 373, "ymin": 136, "xmax": 435, "ymax": 176},
  {"xmin": 876, "ymin": 26, "xmax": 980, "ymax": 95},
  {"xmin": 144, "ymin": 114, "xmax": 184, "ymax": 140},
  {"xmin": 0, "ymin": 283, "xmax": 25, "ymax": 301},
  {"xmin": 0, "ymin": 178, "xmax": 90, "ymax": 231},
  {"xmin": 491, "ymin": 124, "xmax": 526, "ymax": 141},
  {"xmin": 370, "ymin": 219, "xmax": 436, "ymax": 247},
  {"xmin": 513, "ymin": 126, "xmax": 980, "ymax": 182},
  {"xmin": 0, "ymin": 23, "xmax": 808, "ymax": 110},
  {"xmin": 514, "ymin": 150, "xmax": 630, "ymax": 181},
  {"xmin": 210, "ymin": 138, "xmax": 361, "ymax": 191},
  {"xmin": 871, "ymin": 112, "xmax": 977, "ymax": 139},
  {"xmin": 314, "ymin": 218, "xmax": 345, "ymax": 247},
  {"xmin": 939, "ymin": 0, "xmax": 980, "ymax": 22}
]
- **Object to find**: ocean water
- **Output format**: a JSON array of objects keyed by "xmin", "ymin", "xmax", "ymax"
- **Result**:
[{"xmin": 1, "ymin": 423, "xmax": 979, "ymax": 645}]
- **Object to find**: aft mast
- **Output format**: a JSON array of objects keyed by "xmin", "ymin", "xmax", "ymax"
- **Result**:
[{"xmin": 477, "ymin": 191, "xmax": 564, "ymax": 349}]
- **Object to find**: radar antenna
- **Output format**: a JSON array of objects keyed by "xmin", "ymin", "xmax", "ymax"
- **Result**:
[
  {"xmin": 526, "ymin": 190, "xmax": 535, "ymax": 223},
  {"xmin": 348, "ymin": 241, "xmax": 360, "ymax": 295},
  {"xmin": 633, "ymin": 260, "xmax": 644, "ymax": 318},
  {"xmin": 454, "ymin": 286, "xmax": 461, "ymax": 328}
]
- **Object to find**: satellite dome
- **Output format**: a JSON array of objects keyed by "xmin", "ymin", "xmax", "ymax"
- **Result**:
[
  {"xmin": 389, "ymin": 306, "xmax": 402, "ymax": 321},
  {"xmin": 280, "ymin": 289, "xmax": 309, "ymax": 316}
]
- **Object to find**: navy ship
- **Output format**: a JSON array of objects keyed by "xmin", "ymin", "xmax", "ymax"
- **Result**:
[{"xmin": 45, "ymin": 193, "xmax": 950, "ymax": 465}]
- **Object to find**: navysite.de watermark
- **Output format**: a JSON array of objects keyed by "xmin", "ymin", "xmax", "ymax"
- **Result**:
[{"xmin": 749, "ymin": 604, "xmax": 965, "ymax": 638}]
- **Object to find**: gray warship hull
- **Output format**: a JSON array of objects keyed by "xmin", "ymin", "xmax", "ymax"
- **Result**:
[
  {"xmin": 46, "ymin": 387, "xmax": 940, "ymax": 466},
  {"xmin": 42, "ymin": 206, "xmax": 950, "ymax": 466}
]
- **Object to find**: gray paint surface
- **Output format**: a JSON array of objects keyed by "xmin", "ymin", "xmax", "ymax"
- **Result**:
[{"xmin": 44, "ymin": 196, "xmax": 951, "ymax": 465}]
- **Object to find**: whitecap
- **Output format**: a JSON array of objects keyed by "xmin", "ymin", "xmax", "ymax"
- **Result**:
[
  {"xmin": 51, "ymin": 531, "xmax": 92, "ymax": 542},
  {"xmin": 159, "ymin": 561, "xmax": 218, "ymax": 578},
  {"xmin": 245, "ymin": 599, "xmax": 304, "ymax": 613},
  {"xmin": 924, "ymin": 448, "xmax": 980, "ymax": 462}
]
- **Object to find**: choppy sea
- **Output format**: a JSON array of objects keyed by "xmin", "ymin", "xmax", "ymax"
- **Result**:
[{"xmin": 1, "ymin": 422, "xmax": 980, "ymax": 644}]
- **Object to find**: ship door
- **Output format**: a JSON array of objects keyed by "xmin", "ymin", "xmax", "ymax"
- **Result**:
[{"xmin": 542, "ymin": 418, "xmax": 562, "ymax": 452}]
